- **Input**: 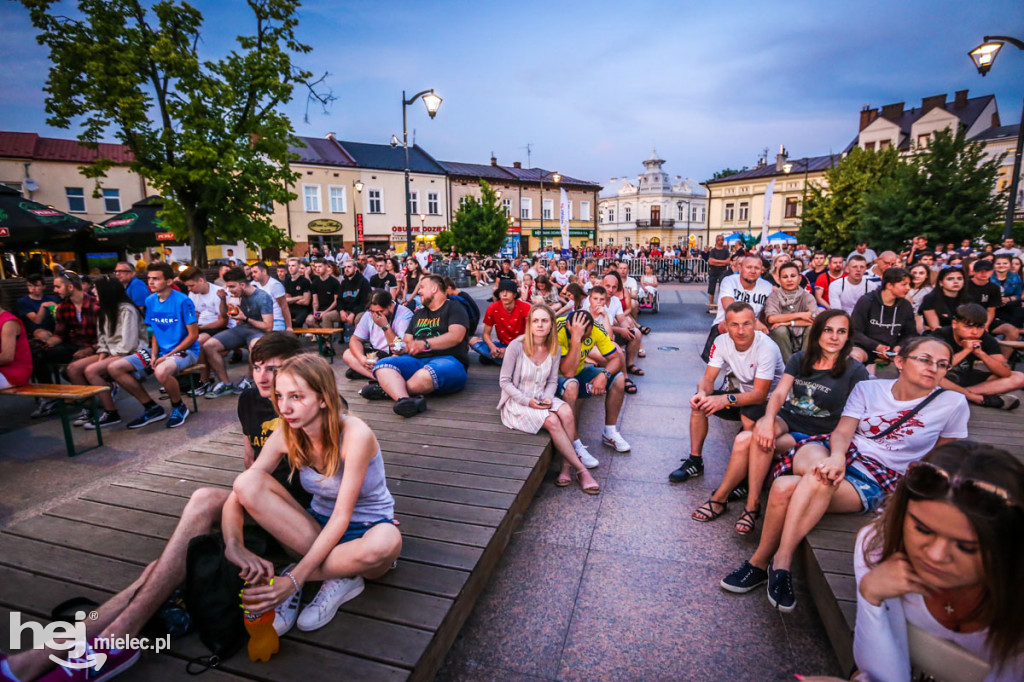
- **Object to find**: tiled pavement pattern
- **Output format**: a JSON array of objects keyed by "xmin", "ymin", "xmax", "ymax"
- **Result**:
[{"xmin": 438, "ymin": 285, "xmax": 843, "ymax": 681}]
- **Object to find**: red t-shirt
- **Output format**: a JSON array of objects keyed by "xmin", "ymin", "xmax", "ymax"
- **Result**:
[
  {"xmin": 0, "ymin": 311, "xmax": 33, "ymax": 386},
  {"xmin": 483, "ymin": 299, "xmax": 532, "ymax": 346},
  {"xmin": 813, "ymin": 271, "xmax": 845, "ymax": 304}
]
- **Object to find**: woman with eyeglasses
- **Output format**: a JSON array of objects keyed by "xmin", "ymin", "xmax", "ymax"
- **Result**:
[
  {"xmin": 720, "ymin": 337, "xmax": 969, "ymax": 612},
  {"xmin": 854, "ymin": 442, "xmax": 1024, "ymax": 681}
]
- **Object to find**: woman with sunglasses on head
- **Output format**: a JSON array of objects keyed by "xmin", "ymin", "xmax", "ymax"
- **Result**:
[
  {"xmin": 694, "ymin": 310, "xmax": 868, "ymax": 534},
  {"xmin": 720, "ymin": 337, "xmax": 969, "ymax": 612},
  {"xmin": 854, "ymin": 442, "xmax": 1024, "ymax": 681}
]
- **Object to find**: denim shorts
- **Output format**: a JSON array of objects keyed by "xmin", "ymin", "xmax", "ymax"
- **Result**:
[
  {"xmin": 845, "ymin": 464, "xmax": 888, "ymax": 514},
  {"xmin": 125, "ymin": 349, "xmax": 198, "ymax": 376},
  {"xmin": 307, "ymin": 509, "xmax": 395, "ymax": 544},
  {"xmin": 373, "ymin": 354, "xmax": 468, "ymax": 394},
  {"xmin": 471, "ymin": 340, "xmax": 506, "ymax": 364},
  {"xmin": 556, "ymin": 364, "xmax": 621, "ymax": 399}
]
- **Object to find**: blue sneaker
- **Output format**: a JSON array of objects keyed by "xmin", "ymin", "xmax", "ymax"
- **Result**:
[
  {"xmin": 720, "ymin": 560, "xmax": 769, "ymax": 594},
  {"xmin": 767, "ymin": 561, "xmax": 796, "ymax": 612},
  {"xmin": 126, "ymin": 404, "xmax": 166, "ymax": 429},
  {"xmin": 167, "ymin": 404, "xmax": 190, "ymax": 428}
]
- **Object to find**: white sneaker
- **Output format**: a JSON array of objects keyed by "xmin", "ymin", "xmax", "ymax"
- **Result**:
[
  {"xmin": 273, "ymin": 564, "xmax": 302, "ymax": 636},
  {"xmin": 574, "ymin": 442, "xmax": 599, "ymax": 469},
  {"xmin": 602, "ymin": 431, "xmax": 631, "ymax": 453},
  {"xmin": 296, "ymin": 576, "xmax": 364, "ymax": 632},
  {"xmin": 71, "ymin": 408, "xmax": 91, "ymax": 427}
]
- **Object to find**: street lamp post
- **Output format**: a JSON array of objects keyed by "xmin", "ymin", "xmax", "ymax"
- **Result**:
[
  {"xmin": 398, "ymin": 89, "xmax": 442, "ymax": 257},
  {"xmin": 353, "ymin": 179, "xmax": 364, "ymax": 252},
  {"xmin": 538, "ymin": 171, "xmax": 561, "ymax": 248},
  {"xmin": 677, "ymin": 199, "xmax": 691, "ymax": 254},
  {"xmin": 970, "ymin": 35, "xmax": 1024, "ymax": 239}
]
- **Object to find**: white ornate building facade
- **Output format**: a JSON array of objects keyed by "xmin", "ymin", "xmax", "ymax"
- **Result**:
[{"xmin": 597, "ymin": 150, "xmax": 708, "ymax": 249}]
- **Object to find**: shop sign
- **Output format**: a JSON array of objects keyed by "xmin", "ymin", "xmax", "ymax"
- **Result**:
[
  {"xmin": 155, "ymin": 232, "xmax": 175, "ymax": 241},
  {"xmin": 391, "ymin": 224, "xmax": 446, "ymax": 235},
  {"xmin": 308, "ymin": 218, "xmax": 342, "ymax": 234},
  {"xmin": 356, "ymin": 214, "xmax": 364, "ymax": 242},
  {"xmin": 531, "ymin": 228, "xmax": 593, "ymax": 237},
  {"xmin": 96, "ymin": 213, "xmax": 139, "ymax": 234}
]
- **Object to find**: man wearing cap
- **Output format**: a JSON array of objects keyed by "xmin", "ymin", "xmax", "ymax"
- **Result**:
[{"xmin": 471, "ymin": 278, "xmax": 531, "ymax": 365}]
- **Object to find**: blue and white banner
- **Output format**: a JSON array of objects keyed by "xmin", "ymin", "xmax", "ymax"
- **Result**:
[
  {"xmin": 559, "ymin": 188, "xmax": 570, "ymax": 250},
  {"xmin": 760, "ymin": 178, "xmax": 776, "ymax": 253}
]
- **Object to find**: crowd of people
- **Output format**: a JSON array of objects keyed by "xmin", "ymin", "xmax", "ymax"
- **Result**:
[
  {"xmin": 2, "ymin": 232, "xmax": 1023, "ymax": 680},
  {"xmin": 672, "ymin": 233, "xmax": 1024, "ymax": 679}
]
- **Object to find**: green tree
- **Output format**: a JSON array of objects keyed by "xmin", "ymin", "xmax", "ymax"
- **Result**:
[
  {"xmin": 447, "ymin": 180, "xmax": 509, "ymax": 255},
  {"xmin": 859, "ymin": 128, "xmax": 1005, "ymax": 250},
  {"xmin": 20, "ymin": 0, "xmax": 329, "ymax": 264},
  {"xmin": 434, "ymin": 228, "xmax": 455, "ymax": 254},
  {"xmin": 797, "ymin": 146, "xmax": 899, "ymax": 253},
  {"xmin": 711, "ymin": 167, "xmax": 747, "ymax": 181}
]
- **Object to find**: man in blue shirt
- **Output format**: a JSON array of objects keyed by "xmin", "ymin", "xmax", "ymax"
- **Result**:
[
  {"xmin": 108, "ymin": 262, "xmax": 200, "ymax": 429},
  {"xmin": 113, "ymin": 261, "xmax": 150, "ymax": 311}
]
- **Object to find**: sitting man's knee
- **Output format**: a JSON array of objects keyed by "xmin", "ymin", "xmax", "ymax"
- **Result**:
[{"xmin": 186, "ymin": 486, "xmax": 231, "ymax": 517}]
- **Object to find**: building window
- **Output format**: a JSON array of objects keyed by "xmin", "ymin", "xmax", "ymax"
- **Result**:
[
  {"xmin": 303, "ymin": 185, "xmax": 321, "ymax": 213},
  {"xmin": 676, "ymin": 204, "xmax": 685, "ymax": 221},
  {"xmin": 102, "ymin": 188, "xmax": 121, "ymax": 213},
  {"xmin": 328, "ymin": 185, "xmax": 346, "ymax": 213},
  {"xmin": 785, "ymin": 197, "xmax": 799, "ymax": 218},
  {"xmin": 917, "ymin": 133, "xmax": 930, "ymax": 148},
  {"xmin": 608, "ymin": 208, "xmax": 615, "ymax": 222},
  {"xmin": 878, "ymin": 139, "xmax": 891, "ymax": 150},
  {"xmin": 565, "ymin": 201, "xmax": 573, "ymax": 221},
  {"xmin": 368, "ymin": 189, "xmax": 383, "ymax": 214},
  {"xmin": 724, "ymin": 202, "xmax": 735, "ymax": 222},
  {"xmin": 691, "ymin": 206, "xmax": 698, "ymax": 222},
  {"xmin": 501, "ymin": 198, "xmax": 511, "ymax": 217},
  {"xmin": 624, "ymin": 237, "xmax": 631, "ymax": 244},
  {"xmin": 428, "ymin": 191, "xmax": 440, "ymax": 215},
  {"xmin": 408, "ymin": 190, "xmax": 419, "ymax": 215},
  {"xmin": 624, "ymin": 206, "xmax": 631, "ymax": 222},
  {"xmin": 520, "ymin": 198, "xmax": 532, "ymax": 220},
  {"xmin": 738, "ymin": 201, "xmax": 749, "ymax": 221},
  {"xmin": 542, "ymin": 198, "xmax": 554, "ymax": 220},
  {"xmin": 863, "ymin": 141, "xmax": 876, "ymax": 151},
  {"xmin": 66, "ymin": 187, "xmax": 86, "ymax": 213},
  {"xmin": 580, "ymin": 200, "xmax": 590, "ymax": 221}
]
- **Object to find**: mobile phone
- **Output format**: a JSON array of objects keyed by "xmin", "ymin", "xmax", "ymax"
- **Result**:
[{"xmin": 884, "ymin": 351, "xmax": 898, "ymax": 358}]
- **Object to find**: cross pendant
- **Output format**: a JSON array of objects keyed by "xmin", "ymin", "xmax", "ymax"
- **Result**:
[{"xmin": 944, "ymin": 602, "xmax": 955, "ymax": 616}]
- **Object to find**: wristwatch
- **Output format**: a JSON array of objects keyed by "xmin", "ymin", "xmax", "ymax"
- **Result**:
[
  {"xmin": 727, "ymin": 394, "xmax": 738, "ymax": 405},
  {"xmin": 423, "ymin": 338, "xmax": 432, "ymax": 351}
]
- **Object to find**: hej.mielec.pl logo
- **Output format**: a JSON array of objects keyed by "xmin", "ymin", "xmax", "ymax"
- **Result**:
[{"xmin": 9, "ymin": 610, "xmax": 170, "ymax": 670}]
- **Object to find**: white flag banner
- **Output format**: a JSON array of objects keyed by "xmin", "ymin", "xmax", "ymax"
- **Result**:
[
  {"xmin": 760, "ymin": 178, "xmax": 776, "ymax": 253},
  {"xmin": 559, "ymin": 188, "xmax": 570, "ymax": 250}
]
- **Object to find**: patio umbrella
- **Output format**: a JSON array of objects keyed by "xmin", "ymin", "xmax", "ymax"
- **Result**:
[
  {"xmin": 767, "ymin": 231, "xmax": 797, "ymax": 244},
  {"xmin": 722, "ymin": 231, "xmax": 747, "ymax": 243},
  {"xmin": 94, "ymin": 195, "xmax": 177, "ymax": 248},
  {"xmin": 0, "ymin": 184, "xmax": 92, "ymax": 249}
]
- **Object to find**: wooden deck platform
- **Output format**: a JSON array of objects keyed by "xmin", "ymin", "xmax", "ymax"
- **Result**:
[
  {"xmin": 804, "ymin": 402, "xmax": 1024, "ymax": 676},
  {"xmin": 0, "ymin": 365, "xmax": 552, "ymax": 681}
]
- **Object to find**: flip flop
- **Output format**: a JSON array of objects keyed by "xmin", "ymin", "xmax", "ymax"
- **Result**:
[{"xmin": 637, "ymin": 349, "xmax": 646, "ymax": 358}]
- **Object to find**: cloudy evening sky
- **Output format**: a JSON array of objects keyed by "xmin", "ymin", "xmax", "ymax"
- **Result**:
[{"xmin": 1, "ymin": 0, "xmax": 1022, "ymax": 187}]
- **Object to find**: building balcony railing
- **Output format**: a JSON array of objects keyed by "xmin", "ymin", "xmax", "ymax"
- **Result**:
[{"xmin": 635, "ymin": 219, "xmax": 675, "ymax": 228}]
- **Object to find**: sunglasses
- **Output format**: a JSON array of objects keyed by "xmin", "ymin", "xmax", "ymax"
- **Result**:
[{"xmin": 905, "ymin": 461, "xmax": 1019, "ymax": 518}]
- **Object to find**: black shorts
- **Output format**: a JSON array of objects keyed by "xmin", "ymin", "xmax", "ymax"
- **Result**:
[
  {"xmin": 948, "ymin": 368, "xmax": 990, "ymax": 388},
  {"xmin": 707, "ymin": 270, "xmax": 726, "ymax": 296},
  {"xmin": 705, "ymin": 389, "xmax": 766, "ymax": 422}
]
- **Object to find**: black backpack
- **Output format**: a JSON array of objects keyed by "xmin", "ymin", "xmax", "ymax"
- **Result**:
[{"xmin": 183, "ymin": 531, "xmax": 268, "ymax": 674}]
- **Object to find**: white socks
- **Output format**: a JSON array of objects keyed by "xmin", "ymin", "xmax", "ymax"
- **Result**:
[
  {"xmin": 573, "ymin": 438, "xmax": 584, "ymax": 448},
  {"xmin": 603, "ymin": 425, "xmax": 618, "ymax": 438}
]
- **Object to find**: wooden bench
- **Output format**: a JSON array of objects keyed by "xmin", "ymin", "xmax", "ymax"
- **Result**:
[
  {"xmin": 0, "ymin": 384, "xmax": 110, "ymax": 457},
  {"xmin": 294, "ymin": 327, "xmax": 343, "ymax": 363},
  {"xmin": 0, "ymin": 364, "xmax": 553, "ymax": 680},
  {"xmin": 804, "ymin": 401, "xmax": 1024, "ymax": 677}
]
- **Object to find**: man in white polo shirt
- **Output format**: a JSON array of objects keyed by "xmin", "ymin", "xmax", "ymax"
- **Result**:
[{"xmin": 179, "ymin": 266, "xmax": 227, "ymax": 394}]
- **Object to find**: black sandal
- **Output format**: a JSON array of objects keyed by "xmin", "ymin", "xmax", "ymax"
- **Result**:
[
  {"xmin": 627, "ymin": 364, "xmax": 645, "ymax": 376},
  {"xmin": 624, "ymin": 377, "xmax": 638, "ymax": 394},
  {"xmin": 735, "ymin": 506, "xmax": 761, "ymax": 535},
  {"xmin": 640, "ymin": 325, "xmax": 652, "ymax": 335},
  {"xmin": 691, "ymin": 498, "xmax": 728, "ymax": 522}
]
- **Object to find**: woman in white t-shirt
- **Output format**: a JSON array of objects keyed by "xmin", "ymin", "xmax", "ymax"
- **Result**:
[
  {"xmin": 720, "ymin": 336, "xmax": 969, "ymax": 612},
  {"xmin": 854, "ymin": 442, "xmax": 1024, "ymax": 681}
]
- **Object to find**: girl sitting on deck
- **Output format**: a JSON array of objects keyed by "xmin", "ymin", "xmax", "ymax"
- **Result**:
[
  {"xmin": 224, "ymin": 353, "xmax": 401, "ymax": 634},
  {"xmin": 854, "ymin": 441, "xmax": 1024, "ymax": 681},
  {"xmin": 498, "ymin": 304, "xmax": 599, "ymax": 494},
  {"xmin": 719, "ymin": 336, "xmax": 969, "ymax": 613}
]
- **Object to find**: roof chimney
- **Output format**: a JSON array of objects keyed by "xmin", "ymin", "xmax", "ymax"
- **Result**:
[
  {"xmin": 859, "ymin": 105, "xmax": 879, "ymax": 131},
  {"xmin": 775, "ymin": 144, "xmax": 788, "ymax": 172},
  {"xmin": 954, "ymin": 89, "xmax": 969, "ymax": 109},
  {"xmin": 325, "ymin": 132, "xmax": 336, "ymax": 141},
  {"xmin": 513, "ymin": 161, "xmax": 522, "ymax": 169},
  {"xmin": 992, "ymin": 111, "xmax": 1001, "ymax": 128},
  {"xmin": 921, "ymin": 94, "xmax": 947, "ymax": 115},
  {"xmin": 880, "ymin": 102, "xmax": 905, "ymax": 120},
  {"xmin": 490, "ymin": 155, "xmax": 497, "ymax": 166}
]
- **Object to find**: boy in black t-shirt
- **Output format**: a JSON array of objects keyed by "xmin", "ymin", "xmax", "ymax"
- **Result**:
[
  {"xmin": 238, "ymin": 331, "xmax": 313, "ymax": 506},
  {"xmin": 966, "ymin": 259, "xmax": 1019, "ymax": 356},
  {"xmin": 284, "ymin": 257, "xmax": 312, "ymax": 327},
  {"xmin": 930, "ymin": 303, "xmax": 1023, "ymax": 410}
]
